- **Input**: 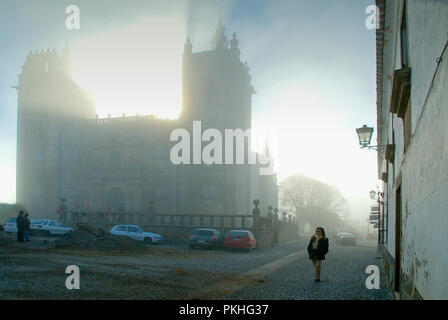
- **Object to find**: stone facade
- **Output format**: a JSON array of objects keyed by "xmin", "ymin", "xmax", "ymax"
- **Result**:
[
  {"xmin": 15, "ymin": 21, "xmax": 278, "ymax": 221},
  {"xmin": 375, "ymin": 0, "xmax": 448, "ymax": 299}
]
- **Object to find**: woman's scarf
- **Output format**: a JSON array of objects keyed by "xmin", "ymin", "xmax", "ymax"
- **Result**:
[{"xmin": 312, "ymin": 235, "xmax": 321, "ymax": 250}]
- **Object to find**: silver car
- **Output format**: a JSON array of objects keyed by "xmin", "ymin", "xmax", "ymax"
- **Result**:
[
  {"xmin": 109, "ymin": 225, "xmax": 163, "ymax": 244},
  {"xmin": 4, "ymin": 217, "xmax": 18, "ymax": 233},
  {"xmin": 336, "ymin": 232, "xmax": 357, "ymax": 246},
  {"xmin": 36, "ymin": 220, "xmax": 74, "ymax": 235}
]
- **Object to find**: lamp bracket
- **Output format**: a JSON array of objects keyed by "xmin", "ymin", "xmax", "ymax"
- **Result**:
[{"xmin": 360, "ymin": 144, "xmax": 393, "ymax": 155}]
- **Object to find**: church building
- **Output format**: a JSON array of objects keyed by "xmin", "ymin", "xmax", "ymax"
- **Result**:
[{"xmin": 15, "ymin": 19, "xmax": 278, "ymax": 220}]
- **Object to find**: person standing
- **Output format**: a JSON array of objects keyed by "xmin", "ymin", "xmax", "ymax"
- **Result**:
[
  {"xmin": 23, "ymin": 213, "xmax": 31, "ymax": 241},
  {"xmin": 16, "ymin": 211, "xmax": 25, "ymax": 242},
  {"xmin": 307, "ymin": 227, "xmax": 329, "ymax": 282}
]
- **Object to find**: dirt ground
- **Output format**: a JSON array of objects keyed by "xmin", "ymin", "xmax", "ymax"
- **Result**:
[{"xmin": 0, "ymin": 231, "xmax": 270, "ymax": 300}]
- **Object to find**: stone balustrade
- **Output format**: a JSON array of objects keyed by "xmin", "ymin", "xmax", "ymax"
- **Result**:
[
  {"xmin": 62, "ymin": 202, "xmax": 299, "ymax": 248},
  {"xmin": 152, "ymin": 214, "xmax": 254, "ymax": 229}
]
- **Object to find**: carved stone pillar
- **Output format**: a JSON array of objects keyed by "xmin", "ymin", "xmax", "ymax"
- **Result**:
[
  {"xmin": 267, "ymin": 206, "xmax": 273, "ymax": 227},
  {"xmin": 252, "ymin": 199, "xmax": 260, "ymax": 228}
]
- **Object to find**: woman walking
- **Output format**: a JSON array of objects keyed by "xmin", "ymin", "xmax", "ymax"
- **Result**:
[{"xmin": 307, "ymin": 227, "xmax": 329, "ymax": 282}]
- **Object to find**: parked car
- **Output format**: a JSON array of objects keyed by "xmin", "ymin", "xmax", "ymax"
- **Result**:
[
  {"xmin": 4, "ymin": 217, "xmax": 18, "ymax": 233},
  {"xmin": 29, "ymin": 219, "xmax": 44, "ymax": 235},
  {"xmin": 224, "ymin": 230, "xmax": 257, "ymax": 252},
  {"xmin": 109, "ymin": 225, "xmax": 163, "ymax": 244},
  {"xmin": 189, "ymin": 228, "xmax": 223, "ymax": 249},
  {"xmin": 336, "ymin": 232, "xmax": 357, "ymax": 246},
  {"xmin": 34, "ymin": 220, "xmax": 74, "ymax": 236}
]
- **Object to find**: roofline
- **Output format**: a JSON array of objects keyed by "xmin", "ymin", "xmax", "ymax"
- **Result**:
[{"xmin": 375, "ymin": 0, "xmax": 386, "ymax": 179}]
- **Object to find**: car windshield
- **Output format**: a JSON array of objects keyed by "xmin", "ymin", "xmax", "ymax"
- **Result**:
[
  {"xmin": 194, "ymin": 230, "xmax": 214, "ymax": 236},
  {"xmin": 31, "ymin": 220, "xmax": 43, "ymax": 224},
  {"xmin": 7, "ymin": 217, "xmax": 16, "ymax": 223}
]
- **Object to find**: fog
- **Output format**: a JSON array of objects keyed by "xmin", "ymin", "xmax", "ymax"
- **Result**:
[{"xmin": 0, "ymin": 0, "xmax": 379, "ymax": 236}]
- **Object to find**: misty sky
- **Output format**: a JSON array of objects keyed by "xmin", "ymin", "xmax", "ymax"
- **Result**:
[{"xmin": 0, "ymin": 0, "xmax": 379, "ymax": 225}]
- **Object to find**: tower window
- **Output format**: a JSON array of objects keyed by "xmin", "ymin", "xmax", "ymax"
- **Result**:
[{"xmin": 400, "ymin": 2, "xmax": 409, "ymax": 68}]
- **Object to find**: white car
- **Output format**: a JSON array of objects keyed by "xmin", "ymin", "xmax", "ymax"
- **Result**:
[
  {"xmin": 3, "ymin": 217, "xmax": 72, "ymax": 236},
  {"xmin": 4, "ymin": 217, "xmax": 18, "ymax": 233},
  {"xmin": 109, "ymin": 225, "xmax": 163, "ymax": 244},
  {"xmin": 35, "ymin": 220, "xmax": 74, "ymax": 235}
]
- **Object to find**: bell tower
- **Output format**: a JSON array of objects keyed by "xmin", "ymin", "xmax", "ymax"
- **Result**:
[
  {"xmin": 181, "ymin": 17, "xmax": 255, "ymax": 131},
  {"xmin": 15, "ymin": 44, "xmax": 96, "ymax": 217}
]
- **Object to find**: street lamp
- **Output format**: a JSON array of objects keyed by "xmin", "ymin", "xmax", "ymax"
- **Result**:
[
  {"xmin": 356, "ymin": 125, "xmax": 374, "ymax": 148},
  {"xmin": 369, "ymin": 189, "xmax": 377, "ymax": 200},
  {"xmin": 356, "ymin": 125, "xmax": 393, "ymax": 155}
]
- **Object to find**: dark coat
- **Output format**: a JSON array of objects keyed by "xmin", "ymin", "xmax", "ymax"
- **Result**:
[
  {"xmin": 16, "ymin": 215, "xmax": 25, "ymax": 231},
  {"xmin": 24, "ymin": 217, "xmax": 31, "ymax": 231},
  {"xmin": 307, "ymin": 236, "xmax": 329, "ymax": 260}
]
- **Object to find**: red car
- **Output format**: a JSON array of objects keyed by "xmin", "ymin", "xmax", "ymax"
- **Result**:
[{"xmin": 224, "ymin": 230, "xmax": 257, "ymax": 252}]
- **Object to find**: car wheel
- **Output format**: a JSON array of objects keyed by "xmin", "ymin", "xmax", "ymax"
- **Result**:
[
  {"xmin": 144, "ymin": 237, "xmax": 153, "ymax": 244},
  {"xmin": 189, "ymin": 244, "xmax": 195, "ymax": 249}
]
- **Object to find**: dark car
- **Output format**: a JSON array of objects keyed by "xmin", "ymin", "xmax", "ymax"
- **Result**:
[{"xmin": 189, "ymin": 228, "xmax": 222, "ymax": 249}]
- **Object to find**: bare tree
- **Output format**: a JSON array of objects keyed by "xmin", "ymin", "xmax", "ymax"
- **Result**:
[{"xmin": 279, "ymin": 174, "xmax": 350, "ymax": 236}]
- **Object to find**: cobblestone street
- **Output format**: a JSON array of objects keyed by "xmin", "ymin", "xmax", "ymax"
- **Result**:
[{"xmin": 224, "ymin": 241, "xmax": 395, "ymax": 300}]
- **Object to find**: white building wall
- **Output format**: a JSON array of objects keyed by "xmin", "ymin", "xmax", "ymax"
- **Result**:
[
  {"xmin": 381, "ymin": 0, "xmax": 448, "ymax": 299},
  {"xmin": 400, "ymin": 0, "xmax": 448, "ymax": 299},
  {"xmin": 381, "ymin": 0, "xmax": 399, "ymax": 257}
]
